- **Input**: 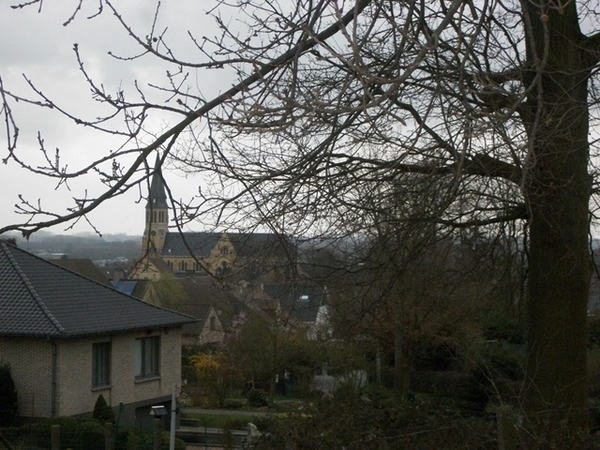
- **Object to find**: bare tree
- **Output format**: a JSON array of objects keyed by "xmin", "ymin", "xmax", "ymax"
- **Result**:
[{"xmin": 2, "ymin": 0, "xmax": 600, "ymax": 435}]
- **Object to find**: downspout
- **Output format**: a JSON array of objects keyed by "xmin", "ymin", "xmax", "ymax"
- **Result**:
[{"xmin": 51, "ymin": 339, "xmax": 58, "ymax": 417}]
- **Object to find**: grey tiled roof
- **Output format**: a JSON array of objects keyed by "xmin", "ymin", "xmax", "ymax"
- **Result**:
[
  {"xmin": 228, "ymin": 233, "xmax": 294, "ymax": 259},
  {"xmin": 162, "ymin": 232, "xmax": 220, "ymax": 258},
  {"xmin": 161, "ymin": 232, "xmax": 294, "ymax": 259},
  {"xmin": 52, "ymin": 258, "xmax": 111, "ymax": 286},
  {"xmin": 178, "ymin": 277, "xmax": 251, "ymax": 329},
  {"xmin": 0, "ymin": 242, "xmax": 196, "ymax": 338},
  {"xmin": 264, "ymin": 283, "xmax": 326, "ymax": 323}
]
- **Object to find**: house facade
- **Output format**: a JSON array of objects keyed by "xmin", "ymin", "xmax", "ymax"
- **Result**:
[
  {"xmin": 263, "ymin": 284, "xmax": 331, "ymax": 340},
  {"xmin": 0, "ymin": 241, "xmax": 195, "ymax": 425},
  {"xmin": 111, "ymin": 277, "xmax": 226, "ymax": 347},
  {"xmin": 2, "ymin": 330, "xmax": 181, "ymax": 420}
]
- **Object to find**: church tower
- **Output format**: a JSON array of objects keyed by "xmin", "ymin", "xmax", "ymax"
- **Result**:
[{"xmin": 142, "ymin": 158, "xmax": 169, "ymax": 256}]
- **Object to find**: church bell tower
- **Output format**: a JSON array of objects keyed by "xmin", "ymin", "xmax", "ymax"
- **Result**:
[{"xmin": 142, "ymin": 158, "xmax": 169, "ymax": 256}]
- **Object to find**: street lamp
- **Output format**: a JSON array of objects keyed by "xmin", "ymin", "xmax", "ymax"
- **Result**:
[
  {"xmin": 150, "ymin": 405, "xmax": 168, "ymax": 450},
  {"xmin": 150, "ymin": 405, "xmax": 168, "ymax": 417}
]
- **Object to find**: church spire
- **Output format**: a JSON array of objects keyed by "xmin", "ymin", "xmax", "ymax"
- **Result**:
[
  {"xmin": 147, "ymin": 156, "xmax": 168, "ymax": 209},
  {"xmin": 142, "ymin": 156, "xmax": 169, "ymax": 255}
]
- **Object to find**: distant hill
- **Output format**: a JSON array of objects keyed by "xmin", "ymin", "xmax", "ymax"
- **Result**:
[{"xmin": 4, "ymin": 232, "xmax": 142, "ymax": 263}]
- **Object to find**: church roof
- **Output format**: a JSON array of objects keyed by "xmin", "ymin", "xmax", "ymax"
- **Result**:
[
  {"xmin": 162, "ymin": 232, "xmax": 221, "ymax": 258},
  {"xmin": 0, "ymin": 242, "xmax": 195, "ymax": 338},
  {"xmin": 228, "ymin": 233, "xmax": 294, "ymax": 259},
  {"xmin": 161, "ymin": 231, "xmax": 294, "ymax": 259}
]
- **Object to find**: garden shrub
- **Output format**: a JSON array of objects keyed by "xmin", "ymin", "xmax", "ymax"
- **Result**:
[
  {"xmin": 92, "ymin": 394, "xmax": 115, "ymax": 423},
  {"xmin": 483, "ymin": 317, "xmax": 525, "ymax": 345},
  {"xmin": 247, "ymin": 389, "xmax": 268, "ymax": 407},
  {"xmin": 412, "ymin": 335, "xmax": 460, "ymax": 371},
  {"xmin": 362, "ymin": 383, "xmax": 397, "ymax": 408},
  {"xmin": 28, "ymin": 418, "xmax": 106, "ymax": 450},
  {"xmin": 225, "ymin": 398, "xmax": 245, "ymax": 409},
  {"xmin": 6, "ymin": 418, "xmax": 189, "ymax": 450},
  {"xmin": 253, "ymin": 395, "xmax": 498, "ymax": 449},
  {"xmin": 589, "ymin": 397, "xmax": 600, "ymax": 433},
  {"xmin": 467, "ymin": 341, "xmax": 525, "ymax": 412},
  {"xmin": 125, "ymin": 428, "xmax": 186, "ymax": 450},
  {"xmin": 331, "ymin": 380, "xmax": 362, "ymax": 405},
  {"xmin": 0, "ymin": 362, "xmax": 18, "ymax": 426}
]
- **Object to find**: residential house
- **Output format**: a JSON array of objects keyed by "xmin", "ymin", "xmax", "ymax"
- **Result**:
[
  {"xmin": 0, "ymin": 241, "xmax": 196, "ymax": 425},
  {"xmin": 112, "ymin": 277, "xmax": 227, "ymax": 347},
  {"xmin": 52, "ymin": 258, "xmax": 112, "ymax": 286},
  {"xmin": 263, "ymin": 284, "xmax": 331, "ymax": 339}
]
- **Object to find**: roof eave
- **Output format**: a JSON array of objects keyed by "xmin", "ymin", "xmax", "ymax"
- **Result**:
[{"xmin": 0, "ymin": 319, "xmax": 198, "ymax": 339}]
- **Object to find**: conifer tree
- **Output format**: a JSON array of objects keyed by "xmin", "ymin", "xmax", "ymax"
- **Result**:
[{"xmin": 0, "ymin": 363, "xmax": 18, "ymax": 426}]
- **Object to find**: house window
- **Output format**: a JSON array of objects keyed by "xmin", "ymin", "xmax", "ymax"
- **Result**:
[
  {"xmin": 135, "ymin": 336, "xmax": 160, "ymax": 378},
  {"xmin": 92, "ymin": 342, "xmax": 111, "ymax": 387}
]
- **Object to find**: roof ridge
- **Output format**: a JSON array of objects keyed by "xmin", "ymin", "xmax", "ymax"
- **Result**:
[{"xmin": 0, "ymin": 243, "xmax": 66, "ymax": 334}]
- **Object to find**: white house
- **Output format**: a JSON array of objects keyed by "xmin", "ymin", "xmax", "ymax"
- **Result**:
[{"xmin": 0, "ymin": 241, "xmax": 196, "ymax": 426}]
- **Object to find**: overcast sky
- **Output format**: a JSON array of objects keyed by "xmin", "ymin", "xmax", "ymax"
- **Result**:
[{"xmin": 0, "ymin": 1, "xmax": 238, "ymax": 236}]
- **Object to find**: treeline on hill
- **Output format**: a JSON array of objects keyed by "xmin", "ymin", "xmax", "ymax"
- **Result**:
[{"xmin": 6, "ymin": 232, "xmax": 141, "ymax": 262}]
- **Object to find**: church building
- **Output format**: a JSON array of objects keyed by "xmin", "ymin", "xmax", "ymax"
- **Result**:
[
  {"xmin": 126, "ymin": 159, "xmax": 331, "ymax": 343},
  {"xmin": 129, "ymin": 161, "xmax": 295, "ymax": 282}
]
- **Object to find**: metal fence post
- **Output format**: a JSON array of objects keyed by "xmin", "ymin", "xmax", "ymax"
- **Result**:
[
  {"xmin": 105, "ymin": 423, "xmax": 114, "ymax": 450},
  {"xmin": 51, "ymin": 425, "xmax": 60, "ymax": 450}
]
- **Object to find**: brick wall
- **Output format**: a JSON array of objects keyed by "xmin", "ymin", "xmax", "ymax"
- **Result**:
[
  {"xmin": 1, "ymin": 327, "xmax": 183, "ymax": 420},
  {"xmin": 0, "ymin": 337, "xmax": 54, "ymax": 417}
]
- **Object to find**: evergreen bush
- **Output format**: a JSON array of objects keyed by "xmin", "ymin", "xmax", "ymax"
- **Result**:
[
  {"xmin": 247, "ymin": 389, "xmax": 268, "ymax": 407},
  {"xmin": 467, "ymin": 342, "xmax": 525, "ymax": 412},
  {"xmin": 92, "ymin": 394, "xmax": 115, "ymax": 423},
  {"xmin": 0, "ymin": 362, "xmax": 18, "ymax": 426}
]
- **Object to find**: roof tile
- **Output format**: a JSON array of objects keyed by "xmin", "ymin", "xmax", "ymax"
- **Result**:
[{"xmin": 0, "ymin": 242, "xmax": 195, "ymax": 337}]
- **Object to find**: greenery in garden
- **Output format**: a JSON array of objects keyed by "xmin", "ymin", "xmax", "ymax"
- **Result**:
[
  {"xmin": 92, "ymin": 394, "xmax": 115, "ymax": 424},
  {"xmin": 1, "ymin": 416, "xmax": 186, "ymax": 450},
  {"xmin": 0, "ymin": 363, "xmax": 18, "ymax": 427}
]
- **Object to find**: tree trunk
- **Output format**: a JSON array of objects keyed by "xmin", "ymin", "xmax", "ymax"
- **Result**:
[{"xmin": 521, "ymin": 0, "xmax": 593, "ymax": 431}]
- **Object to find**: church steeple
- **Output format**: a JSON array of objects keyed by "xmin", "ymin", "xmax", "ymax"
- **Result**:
[{"xmin": 142, "ymin": 157, "xmax": 169, "ymax": 255}]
